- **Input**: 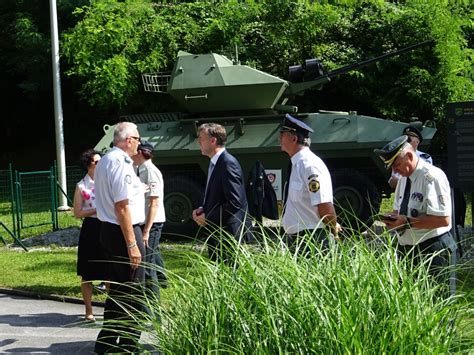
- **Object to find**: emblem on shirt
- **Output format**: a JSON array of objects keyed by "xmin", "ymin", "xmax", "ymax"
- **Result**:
[
  {"xmin": 308, "ymin": 179, "xmax": 320, "ymax": 193},
  {"xmin": 411, "ymin": 192, "xmax": 423, "ymax": 202},
  {"xmin": 150, "ymin": 182, "xmax": 157, "ymax": 190},
  {"xmin": 125, "ymin": 174, "xmax": 132, "ymax": 184},
  {"xmin": 439, "ymin": 195, "xmax": 446, "ymax": 206}
]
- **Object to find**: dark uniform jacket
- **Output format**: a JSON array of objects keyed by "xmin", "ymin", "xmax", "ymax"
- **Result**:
[{"xmin": 246, "ymin": 160, "xmax": 279, "ymax": 223}]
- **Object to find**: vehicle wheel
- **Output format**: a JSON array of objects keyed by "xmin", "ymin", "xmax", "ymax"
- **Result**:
[
  {"xmin": 332, "ymin": 168, "xmax": 381, "ymax": 230},
  {"xmin": 163, "ymin": 176, "xmax": 204, "ymax": 239}
]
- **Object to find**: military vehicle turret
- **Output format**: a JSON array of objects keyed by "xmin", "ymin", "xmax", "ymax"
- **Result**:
[{"xmin": 95, "ymin": 40, "xmax": 436, "ymax": 235}]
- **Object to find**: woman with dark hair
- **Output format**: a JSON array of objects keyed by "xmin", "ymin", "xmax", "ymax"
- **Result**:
[{"xmin": 73, "ymin": 149, "xmax": 106, "ymax": 321}]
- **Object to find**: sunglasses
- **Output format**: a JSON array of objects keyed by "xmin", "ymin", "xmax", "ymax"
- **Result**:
[{"xmin": 129, "ymin": 136, "xmax": 141, "ymax": 142}]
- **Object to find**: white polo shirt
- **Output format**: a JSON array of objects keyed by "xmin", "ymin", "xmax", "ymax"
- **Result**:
[
  {"xmin": 282, "ymin": 147, "xmax": 333, "ymax": 234},
  {"xmin": 95, "ymin": 147, "xmax": 145, "ymax": 225},
  {"xmin": 393, "ymin": 159, "xmax": 451, "ymax": 246},
  {"xmin": 137, "ymin": 159, "xmax": 166, "ymax": 223}
]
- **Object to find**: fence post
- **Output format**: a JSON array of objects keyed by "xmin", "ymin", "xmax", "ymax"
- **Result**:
[
  {"xmin": 51, "ymin": 165, "xmax": 59, "ymax": 230},
  {"xmin": 8, "ymin": 163, "xmax": 17, "ymax": 237}
]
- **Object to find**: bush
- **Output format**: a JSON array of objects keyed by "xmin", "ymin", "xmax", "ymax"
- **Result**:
[{"xmin": 132, "ymin": 229, "xmax": 474, "ymax": 353}]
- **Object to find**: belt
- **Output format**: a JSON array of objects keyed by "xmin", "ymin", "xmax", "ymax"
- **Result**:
[{"xmin": 410, "ymin": 231, "xmax": 457, "ymax": 253}]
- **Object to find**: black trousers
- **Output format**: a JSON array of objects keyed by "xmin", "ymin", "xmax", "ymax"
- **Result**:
[
  {"xmin": 285, "ymin": 228, "xmax": 330, "ymax": 256},
  {"xmin": 95, "ymin": 222, "xmax": 145, "ymax": 354},
  {"xmin": 397, "ymin": 232, "xmax": 455, "ymax": 284}
]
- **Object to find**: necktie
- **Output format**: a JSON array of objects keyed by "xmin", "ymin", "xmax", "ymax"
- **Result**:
[
  {"xmin": 136, "ymin": 166, "xmax": 140, "ymax": 177},
  {"xmin": 399, "ymin": 177, "xmax": 411, "ymax": 216},
  {"xmin": 283, "ymin": 161, "xmax": 292, "ymax": 207},
  {"xmin": 203, "ymin": 162, "xmax": 215, "ymax": 204}
]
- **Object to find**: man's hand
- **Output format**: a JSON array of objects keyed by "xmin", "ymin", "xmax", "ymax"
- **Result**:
[
  {"xmin": 128, "ymin": 245, "xmax": 142, "ymax": 270},
  {"xmin": 142, "ymin": 230, "xmax": 149, "ymax": 247},
  {"xmin": 384, "ymin": 214, "xmax": 408, "ymax": 230},
  {"xmin": 192, "ymin": 207, "xmax": 207, "ymax": 227}
]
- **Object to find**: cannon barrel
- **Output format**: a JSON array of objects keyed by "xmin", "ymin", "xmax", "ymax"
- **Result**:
[{"xmin": 284, "ymin": 39, "xmax": 434, "ymax": 97}]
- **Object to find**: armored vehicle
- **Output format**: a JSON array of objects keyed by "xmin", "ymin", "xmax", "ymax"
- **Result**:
[{"xmin": 95, "ymin": 40, "xmax": 436, "ymax": 235}]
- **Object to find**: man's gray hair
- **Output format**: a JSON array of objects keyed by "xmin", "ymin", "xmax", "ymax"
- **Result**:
[
  {"xmin": 295, "ymin": 132, "xmax": 311, "ymax": 147},
  {"xmin": 113, "ymin": 122, "xmax": 138, "ymax": 145}
]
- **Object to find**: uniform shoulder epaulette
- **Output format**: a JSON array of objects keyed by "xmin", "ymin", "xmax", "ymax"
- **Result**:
[
  {"xmin": 424, "ymin": 170, "xmax": 435, "ymax": 183},
  {"xmin": 419, "ymin": 152, "xmax": 431, "ymax": 160}
]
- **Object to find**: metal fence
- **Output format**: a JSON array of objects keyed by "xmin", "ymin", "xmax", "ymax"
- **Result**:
[{"xmin": 0, "ymin": 164, "xmax": 84, "ymax": 246}]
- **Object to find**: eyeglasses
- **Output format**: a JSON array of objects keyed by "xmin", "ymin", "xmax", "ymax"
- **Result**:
[{"xmin": 129, "ymin": 136, "xmax": 141, "ymax": 142}]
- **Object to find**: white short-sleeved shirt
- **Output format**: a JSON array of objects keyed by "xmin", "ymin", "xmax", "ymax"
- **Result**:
[
  {"xmin": 95, "ymin": 147, "xmax": 145, "ymax": 225},
  {"xmin": 390, "ymin": 149, "xmax": 432, "ymax": 180},
  {"xmin": 76, "ymin": 174, "xmax": 97, "ymax": 218},
  {"xmin": 138, "ymin": 159, "xmax": 166, "ymax": 223},
  {"xmin": 393, "ymin": 159, "xmax": 451, "ymax": 245},
  {"xmin": 282, "ymin": 147, "xmax": 333, "ymax": 234}
]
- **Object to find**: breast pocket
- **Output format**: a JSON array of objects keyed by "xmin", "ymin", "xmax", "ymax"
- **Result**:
[
  {"xmin": 408, "ymin": 193, "xmax": 424, "ymax": 218},
  {"xmin": 289, "ymin": 181, "xmax": 304, "ymax": 202}
]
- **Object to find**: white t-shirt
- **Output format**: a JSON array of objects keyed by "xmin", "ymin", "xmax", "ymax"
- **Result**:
[
  {"xmin": 138, "ymin": 159, "xmax": 166, "ymax": 223},
  {"xmin": 95, "ymin": 147, "xmax": 145, "ymax": 225},
  {"xmin": 282, "ymin": 147, "xmax": 333, "ymax": 234}
]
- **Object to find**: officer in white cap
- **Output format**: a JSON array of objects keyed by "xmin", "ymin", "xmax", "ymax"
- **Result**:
[
  {"xmin": 280, "ymin": 114, "xmax": 340, "ymax": 252},
  {"xmin": 374, "ymin": 136, "xmax": 457, "ymax": 289},
  {"xmin": 388, "ymin": 125, "xmax": 433, "ymax": 189}
]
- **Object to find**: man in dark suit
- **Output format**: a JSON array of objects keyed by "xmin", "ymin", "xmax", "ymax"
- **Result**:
[{"xmin": 192, "ymin": 123, "xmax": 248, "ymax": 262}]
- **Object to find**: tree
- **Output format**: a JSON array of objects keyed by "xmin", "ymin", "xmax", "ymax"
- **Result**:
[{"xmin": 62, "ymin": 0, "xmax": 474, "ymax": 123}]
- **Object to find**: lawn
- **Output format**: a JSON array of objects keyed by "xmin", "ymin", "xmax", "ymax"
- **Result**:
[{"xmin": 0, "ymin": 242, "xmax": 203, "ymax": 304}]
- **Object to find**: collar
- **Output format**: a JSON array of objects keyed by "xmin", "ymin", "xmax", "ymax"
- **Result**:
[
  {"xmin": 408, "ymin": 157, "xmax": 426, "ymax": 181},
  {"xmin": 210, "ymin": 148, "xmax": 225, "ymax": 165},
  {"xmin": 111, "ymin": 146, "xmax": 133, "ymax": 164},
  {"xmin": 291, "ymin": 146, "xmax": 310, "ymax": 164},
  {"xmin": 140, "ymin": 159, "xmax": 154, "ymax": 168}
]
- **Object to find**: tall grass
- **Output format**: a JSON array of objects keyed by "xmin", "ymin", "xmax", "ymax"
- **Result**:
[{"xmin": 133, "ymin": 229, "xmax": 474, "ymax": 353}]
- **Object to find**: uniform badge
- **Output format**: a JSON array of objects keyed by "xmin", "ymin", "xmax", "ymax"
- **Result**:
[
  {"xmin": 125, "ymin": 175, "xmax": 132, "ymax": 184},
  {"xmin": 439, "ymin": 195, "xmax": 446, "ymax": 206},
  {"xmin": 308, "ymin": 179, "xmax": 320, "ymax": 193},
  {"xmin": 411, "ymin": 192, "xmax": 423, "ymax": 202}
]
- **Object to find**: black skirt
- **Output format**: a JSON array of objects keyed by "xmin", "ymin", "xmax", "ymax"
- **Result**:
[{"xmin": 77, "ymin": 217, "xmax": 108, "ymax": 281}]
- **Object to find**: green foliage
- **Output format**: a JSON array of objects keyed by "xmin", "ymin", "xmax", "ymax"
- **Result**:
[
  {"xmin": 62, "ymin": 0, "xmax": 474, "ymax": 120},
  {"xmin": 137, "ymin": 234, "xmax": 474, "ymax": 353}
]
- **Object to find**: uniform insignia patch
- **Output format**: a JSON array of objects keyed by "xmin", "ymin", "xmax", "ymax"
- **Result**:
[
  {"xmin": 308, "ymin": 179, "xmax": 320, "ymax": 193},
  {"xmin": 125, "ymin": 175, "xmax": 132, "ymax": 184},
  {"xmin": 438, "ymin": 195, "xmax": 446, "ymax": 206},
  {"xmin": 411, "ymin": 192, "xmax": 423, "ymax": 202},
  {"xmin": 150, "ymin": 182, "xmax": 157, "ymax": 189},
  {"xmin": 425, "ymin": 173, "xmax": 434, "ymax": 183},
  {"xmin": 124, "ymin": 157, "xmax": 131, "ymax": 164}
]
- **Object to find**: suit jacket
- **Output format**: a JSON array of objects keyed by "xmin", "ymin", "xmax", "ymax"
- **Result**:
[{"xmin": 203, "ymin": 150, "xmax": 248, "ymax": 238}]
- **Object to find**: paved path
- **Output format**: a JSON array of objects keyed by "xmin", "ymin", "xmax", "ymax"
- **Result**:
[{"xmin": 0, "ymin": 293, "xmax": 102, "ymax": 353}]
